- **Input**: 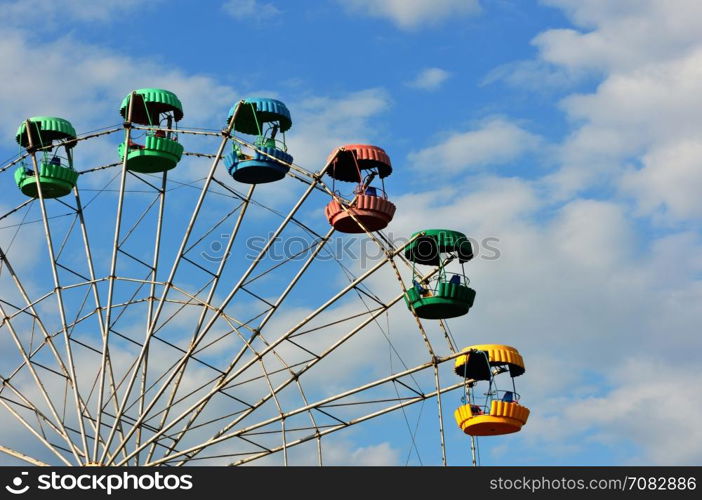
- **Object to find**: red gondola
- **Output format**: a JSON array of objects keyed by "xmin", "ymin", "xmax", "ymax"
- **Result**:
[{"xmin": 324, "ymin": 144, "xmax": 396, "ymax": 234}]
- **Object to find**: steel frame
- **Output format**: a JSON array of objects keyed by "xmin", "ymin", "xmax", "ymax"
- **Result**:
[{"xmin": 0, "ymin": 115, "xmax": 473, "ymax": 466}]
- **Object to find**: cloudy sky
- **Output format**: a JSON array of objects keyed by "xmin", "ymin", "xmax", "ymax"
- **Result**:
[{"xmin": 0, "ymin": 0, "xmax": 700, "ymax": 466}]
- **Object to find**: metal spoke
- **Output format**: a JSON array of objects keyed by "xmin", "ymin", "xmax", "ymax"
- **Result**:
[
  {"xmin": 148, "ymin": 352, "xmax": 469, "ymax": 466},
  {"xmin": 114, "ymin": 237, "xmax": 425, "ymax": 465},
  {"xmin": 0, "ymin": 444, "xmax": 50, "ymax": 467},
  {"xmin": 105, "ymin": 162, "xmax": 328, "ymax": 464},
  {"xmin": 72, "ymin": 188, "xmax": 130, "ymax": 464},
  {"xmin": 93, "ymin": 96, "xmax": 136, "ymax": 463},
  {"xmin": 0, "ymin": 398, "xmax": 74, "ymax": 466},
  {"xmin": 143, "ymin": 183, "xmax": 255, "ymax": 463},
  {"xmin": 27, "ymin": 147, "xmax": 91, "ymax": 462},
  {"xmin": 136, "ymin": 170, "xmax": 168, "ymax": 465},
  {"xmin": 98, "ymin": 104, "xmax": 243, "ymax": 463}
]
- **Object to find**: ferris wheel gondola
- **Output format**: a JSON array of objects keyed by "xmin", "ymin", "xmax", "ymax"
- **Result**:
[
  {"xmin": 14, "ymin": 117, "xmax": 79, "ymax": 198},
  {"xmin": 224, "ymin": 97, "xmax": 293, "ymax": 184},
  {"xmin": 454, "ymin": 345, "xmax": 530, "ymax": 437},
  {"xmin": 403, "ymin": 229, "xmax": 476, "ymax": 319},
  {"xmin": 324, "ymin": 144, "xmax": 396, "ymax": 233},
  {"xmin": 117, "ymin": 88, "xmax": 185, "ymax": 173}
]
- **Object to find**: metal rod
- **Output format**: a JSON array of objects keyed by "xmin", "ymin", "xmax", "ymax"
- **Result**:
[
  {"xmin": 257, "ymin": 226, "xmax": 335, "ymax": 332},
  {"xmin": 0, "ymin": 399, "xmax": 73, "ymax": 466},
  {"xmin": 314, "ymin": 178, "xmax": 437, "ymax": 358},
  {"xmin": 107, "ymin": 157, "xmax": 331, "ymax": 464},
  {"xmin": 437, "ymin": 319, "xmax": 458, "ymax": 354},
  {"xmin": 170, "ymin": 321, "xmax": 321, "ymax": 465},
  {"xmin": 98, "ymin": 101, "xmax": 245, "ymax": 465},
  {"xmin": 73, "ymin": 187, "xmax": 130, "ymax": 464},
  {"xmin": 433, "ymin": 363, "xmax": 448, "ymax": 466},
  {"xmin": 110, "ymin": 217, "xmax": 289, "ymax": 460},
  {"xmin": 27, "ymin": 130, "xmax": 90, "ymax": 461},
  {"xmin": 136, "ymin": 170, "xmax": 168, "ymax": 465},
  {"xmin": 144, "ymin": 183, "xmax": 256, "ymax": 463},
  {"xmin": 0, "ymin": 251, "xmax": 84, "ymax": 463},
  {"xmin": 231, "ymin": 380, "xmax": 465, "ymax": 466},
  {"xmin": 0, "ymin": 377, "xmax": 84, "ymax": 463},
  {"xmin": 114, "ymin": 229, "xmax": 415, "ymax": 465},
  {"xmin": 0, "ymin": 444, "xmax": 50, "ymax": 467},
  {"xmin": 0, "ymin": 127, "xmax": 120, "ymax": 175},
  {"xmin": 169, "ymin": 260, "xmax": 447, "ymax": 465},
  {"xmin": 149, "ymin": 352, "xmax": 469, "ymax": 466},
  {"xmin": 93, "ymin": 93, "xmax": 134, "ymax": 463}
]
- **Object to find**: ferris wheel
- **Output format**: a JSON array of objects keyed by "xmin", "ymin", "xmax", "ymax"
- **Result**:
[{"xmin": 0, "ymin": 88, "xmax": 529, "ymax": 466}]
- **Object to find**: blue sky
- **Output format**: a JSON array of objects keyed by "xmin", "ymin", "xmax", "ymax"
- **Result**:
[{"xmin": 0, "ymin": 0, "xmax": 701, "ymax": 466}]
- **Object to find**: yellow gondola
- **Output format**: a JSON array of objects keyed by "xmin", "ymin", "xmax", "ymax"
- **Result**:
[
  {"xmin": 454, "ymin": 400, "xmax": 530, "ymax": 436},
  {"xmin": 454, "ymin": 344, "xmax": 529, "ymax": 437}
]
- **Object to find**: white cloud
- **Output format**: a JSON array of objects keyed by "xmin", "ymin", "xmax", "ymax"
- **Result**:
[
  {"xmin": 390, "ymin": 176, "xmax": 540, "ymax": 234},
  {"xmin": 286, "ymin": 88, "xmax": 391, "ymax": 169},
  {"xmin": 548, "ymin": 45, "xmax": 702, "ymax": 207},
  {"xmin": 246, "ymin": 438, "xmax": 401, "ymax": 466},
  {"xmin": 482, "ymin": 59, "xmax": 581, "ymax": 90},
  {"xmin": 407, "ymin": 67, "xmax": 451, "ymax": 91},
  {"xmin": 408, "ymin": 118, "xmax": 541, "ymax": 175},
  {"xmin": 0, "ymin": 28, "xmax": 240, "ymax": 199},
  {"xmin": 376, "ymin": 167, "xmax": 702, "ymax": 463},
  {"xmin": 526, "ymin": 358, "xmax": 702, "ymax": 464},
  {"xmin": 482, "ymin": 1, "xmax": 702, "ymax": 89},
  {"xmin": 0, "ymin": 204, "xmax": 42, "ymax": 273},
  {"xmin": 324, "ymin": 440, "xmax": 400, "ymax": 465},
  {"xmin": 557, "ymin": 198, "xmax": 637, "ymax": 265},
  {"xmin": 489, "ymin": 0, "xmax": 702, "ymax": 222},
  {"xmin": 338, "ymin": 0, "xmax": 481, "ymax": 30},
  {"xmin": 222, "ymin": 0, "xmax": 281, "ymax": 20},
  {"xmin": 0, "ymin": 31, "xmax": 237, "ymax": 140},
  {"xmin": 538, "ymin": 0, "xmax": 702, "ymax": 72},
  {"xmin": 620, "ymin": 140, "xmax": 702, "ymax": 220}
]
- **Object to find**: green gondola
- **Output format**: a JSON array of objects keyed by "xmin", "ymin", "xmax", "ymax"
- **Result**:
[
  {"xmin": 14, "ymin": 116, "xmax": 79, "ymax": 198},
  {"xmin": 118, "ymin": 88, "xmax": 184, "ymax": 173},
  {"xmin": 404, "ymin": 229, "xmax": 476, "ymax": 319}
]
